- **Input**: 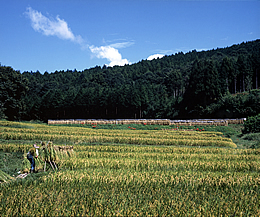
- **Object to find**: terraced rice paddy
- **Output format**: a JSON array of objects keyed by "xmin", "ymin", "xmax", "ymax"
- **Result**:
[
  {"xmin": 0, "ymin": 120, "xmax": 259, "ymax": 216},
  {"xmin": 0, "ymin": 120, "xmax": 236, "ymax": 148}
]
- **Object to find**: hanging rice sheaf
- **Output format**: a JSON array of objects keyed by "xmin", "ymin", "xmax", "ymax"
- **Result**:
[{"xmin": 20, "ymin": 141, "xmax": 74, "ymax": 173}]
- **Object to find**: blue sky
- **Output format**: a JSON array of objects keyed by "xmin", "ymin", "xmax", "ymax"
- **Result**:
[{"xmin": 0, "ymin": 0, "xmax": 259, "ymax": 73}]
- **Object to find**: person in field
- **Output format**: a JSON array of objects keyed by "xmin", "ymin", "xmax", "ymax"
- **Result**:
[{"xmin": 27, "ymin": 144, "xmax": 39, "ymax": 173}]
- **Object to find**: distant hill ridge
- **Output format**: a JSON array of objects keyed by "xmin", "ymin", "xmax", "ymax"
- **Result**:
[{"xmin": 1, "ymin": 39, "xmax": 260, "ymax": 121}]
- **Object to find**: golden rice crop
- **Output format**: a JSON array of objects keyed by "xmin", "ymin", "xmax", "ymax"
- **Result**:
[
  {"xmin": 0, "ymin": 125, "xmax": 236, "ymax": 148},
  {"xmin": 1, "ymin": 143, "xmax": 259, "ymax": 216},
  {"xmin": 1, "ymin": 120, "xmax": 259, "ymax": 215}
]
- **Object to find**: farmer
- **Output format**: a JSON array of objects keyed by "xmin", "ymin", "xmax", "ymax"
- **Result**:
[{"xmin": 27, "ymin": 144, "xmax": 39, "ymax": 173}]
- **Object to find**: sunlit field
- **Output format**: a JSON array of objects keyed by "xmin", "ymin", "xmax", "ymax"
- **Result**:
[{"xmin": 0, "ymin": 121, "xmax": 259, "ymax": 216}]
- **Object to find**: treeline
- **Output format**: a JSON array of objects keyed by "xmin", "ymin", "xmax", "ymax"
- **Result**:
[{"xmin": 1, "ymin": 40, "xmax": 260, "ymax": 122}]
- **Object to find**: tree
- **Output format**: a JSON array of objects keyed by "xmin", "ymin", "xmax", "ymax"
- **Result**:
[
  {"xmin": 220, "ymin": 57, "xmax": 235, "ymax": 93},
  {"xmin": 180, "ymin": 59, "xmax": 221, "ymax": 118},
  {"xmin": 2, "ymin": 39, "xmax": 259, "ymax": 121},
  {"xmin": 0, "ymin": 66, "xmax": 28, "ymax": 120}
]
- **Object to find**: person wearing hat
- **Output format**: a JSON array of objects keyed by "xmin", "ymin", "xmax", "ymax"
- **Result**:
[{"xmin": 27, "ymin": 144, "xmax": 39, "ymax": 173}]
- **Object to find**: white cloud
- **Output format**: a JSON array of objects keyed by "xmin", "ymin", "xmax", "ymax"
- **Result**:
[
  {"xmin": 25, "ymin": 7, "xmax": 82, "ymax": 44},
  {"xmin": 25, "ymin": 7, "xmax": 132, "ymax": 67},
  {"xmin": 89, "ymin": 45, "xmax": 129, "ymax": 67},
  {"xmin": 109, "ymin": 41, "xmax": 135, "ymax": 49},
  {"xmin": 147, "ymin": 54, "xmax": 164, "ymax": 61}
]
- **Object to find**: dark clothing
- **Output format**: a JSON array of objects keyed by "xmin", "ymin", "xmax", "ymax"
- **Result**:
[{"xmin": 27, "ymin": 154, "xmax": 35, "ymax": 172}]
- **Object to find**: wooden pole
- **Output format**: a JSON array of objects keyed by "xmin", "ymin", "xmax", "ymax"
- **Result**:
[
  {"xmin": 49, "ymin": 161, "xmax": 55, "ymax": 171},
  {"xmin": 44, "ymin": 161, "xmax": 46, "ymax": 172},
  {"xmin": 53, "ymin": 161, "xmax": 58, "ymax": 170}
]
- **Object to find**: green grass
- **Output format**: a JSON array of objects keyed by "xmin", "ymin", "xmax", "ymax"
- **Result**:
[
  {"xmin": 0, "ymin": 151, "xmax": 24, "ymax": 177},
  {"xmin": 228, "ymin": 125, "xmax": 260, "ymax": 149}
]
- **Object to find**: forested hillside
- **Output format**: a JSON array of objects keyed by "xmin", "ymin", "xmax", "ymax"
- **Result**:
[{"xmin": 1, "ymin": 40, "xmax": 260, "ymax": 121}]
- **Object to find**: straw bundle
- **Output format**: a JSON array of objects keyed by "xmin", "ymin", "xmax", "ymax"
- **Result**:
[{"xmin": 48, "ymin": 118, "xmax": 245, "ymax": 126}]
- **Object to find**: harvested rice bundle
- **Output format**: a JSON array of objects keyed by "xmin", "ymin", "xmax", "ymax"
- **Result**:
[{"xmin": 21, "ymin": 151, "xmax": 32, "ymax": 173}]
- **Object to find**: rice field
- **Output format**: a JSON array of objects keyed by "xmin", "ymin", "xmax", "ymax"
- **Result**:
[
  {"xmin": 0, "ymin": 120, "xmax": 236, "ymax": 148},
  {"xmin": 0, "ymin": 120, "xmax": 259, "ymax": 216}
]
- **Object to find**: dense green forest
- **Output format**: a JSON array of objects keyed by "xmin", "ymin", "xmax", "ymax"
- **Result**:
[{"xmin": 1, "ymin": 40, "xmax": 260, "ymax": 122}]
